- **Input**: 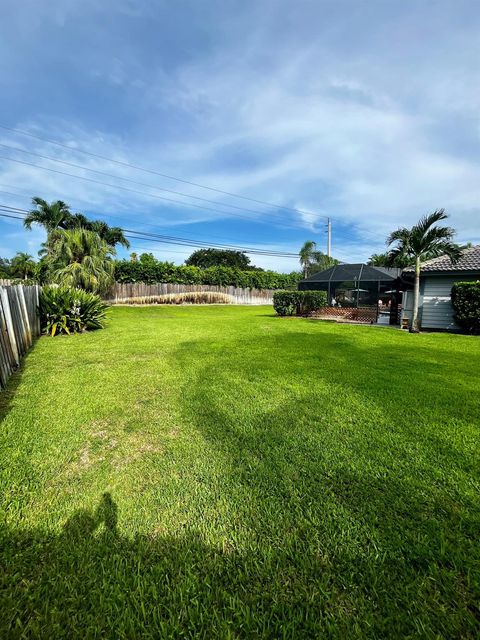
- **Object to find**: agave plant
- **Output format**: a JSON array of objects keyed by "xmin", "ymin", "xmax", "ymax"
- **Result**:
[{"xmin": 40, "ymin": 286, "xmax": 109, "ymax": 336}]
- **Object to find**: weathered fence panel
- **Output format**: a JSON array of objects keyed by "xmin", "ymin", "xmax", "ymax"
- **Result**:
[
  {"xmin": 106, "ymin": 282, "xmax": 275, "ymax": 305},
  {"xmin": 0, "ymin": 285, "xmax": 41, "ymax": 390}
]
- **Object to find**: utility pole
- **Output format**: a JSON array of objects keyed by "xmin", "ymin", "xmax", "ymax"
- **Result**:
[{"xmin": 326, "ymin": 218, "xmax": 331, "ymax": 257}]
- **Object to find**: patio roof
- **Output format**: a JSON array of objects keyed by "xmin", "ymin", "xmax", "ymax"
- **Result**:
[{"xmin": 300, "ymin": 263, "xmax": 402, "ymax": 284}]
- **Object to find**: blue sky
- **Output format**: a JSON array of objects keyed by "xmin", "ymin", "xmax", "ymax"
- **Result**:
[{"xmin": 0, "ymin": 0, "xmax": 479, "ymax": 272}]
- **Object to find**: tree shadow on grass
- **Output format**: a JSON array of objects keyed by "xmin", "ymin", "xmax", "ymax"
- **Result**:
[
  {"xmin": 166, "ymin": 333, "xmax": 480, "ymax": 637},
  {"xmin": 2, "ymin": 327, "xmax": 479, "ymax": 638}
]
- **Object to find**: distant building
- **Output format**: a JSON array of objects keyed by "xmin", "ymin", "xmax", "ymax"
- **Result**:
[{"xmin": 298, "ymin": 263, "xmax": 407, "ymax": 325}]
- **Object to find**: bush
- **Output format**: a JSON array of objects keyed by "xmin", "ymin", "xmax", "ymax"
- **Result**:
[
  {"xmin": 273, "ymin": 291, "xmax": 299, "ymax": 316},
  {"xmin": 273, "ymin": 290, "xmax": 328, "ymax": 316},
  {"xmin": 298, "ymin": 291, "xmax": 328, "ymax": 314},
  {"xmin": 451, "ymin": 281, "xmax": 480, "ymax": 334},
  {"xmin": 40, "ymin": 286, "xmax": 109, "ymax": 336},
  {"xmin": 114, "ymin": 259, "xmax": 301, "ymax": 290}
]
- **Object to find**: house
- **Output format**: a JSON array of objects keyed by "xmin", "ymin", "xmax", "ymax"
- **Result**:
[
  {"xmin": 401, "ymin": 245, "xmax": 480, "ymax": 331},
  {"xmin": 298, "ymin": 263, "xmax": 408, "ymax": 324}
]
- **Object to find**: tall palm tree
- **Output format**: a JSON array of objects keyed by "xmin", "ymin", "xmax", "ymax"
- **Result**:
[
  {"xmin": 48, "ymin": 228, "xmax": 116, "ymax": 293},
  {"xmin": 24, "ymin": 197, "xmax": 72, "ymax": 233},
  {"xmin": 63, "ymin": 213, "xmax": 91, "ymax": 229},
  {"xmin": 89, "ymin": 220, "xmax": 130, "ymax": 249},
  {"xmin": 299, "ymin": 241, "xmax": 317, "ymax": 277},
  {"xmin": 368, "ymin": 252, "xmax": 415, "ymax": 268},
  {"xmin": 387, "ymin": 210, "xmax": 462, "ymax": 332},
  {"xmin": 10, "ymin": 252, "xmax": 36, "ymax": 280}
]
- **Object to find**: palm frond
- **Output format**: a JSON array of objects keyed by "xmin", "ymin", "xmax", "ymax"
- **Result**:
[{"xmin": 386, "ymin": 228, "xmax": 410, "ymax": 247}]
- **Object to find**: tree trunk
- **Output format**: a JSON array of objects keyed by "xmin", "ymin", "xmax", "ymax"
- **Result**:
[{"xmin": 411, "ymin": 256, "xmax": 421, "ymax": 332}]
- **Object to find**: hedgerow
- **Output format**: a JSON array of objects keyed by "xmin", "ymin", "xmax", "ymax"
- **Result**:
[{"xmin": 114, "ymin": 260, "xmax": 301, "ymax": 290}]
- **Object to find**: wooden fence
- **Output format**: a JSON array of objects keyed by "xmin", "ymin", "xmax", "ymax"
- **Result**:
[
  {"xmin": 105, "ymin": 282, "xmax": 275, "ymax": 305},
  {"xmin": 0, "ymin": 285, "xmax": 41, "ymax": 390}
]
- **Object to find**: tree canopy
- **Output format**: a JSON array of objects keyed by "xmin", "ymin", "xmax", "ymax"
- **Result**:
[
  {"xmin": 24, "ymin": 197, "xmax": 130, "ymax": 250},
  {"xmin": 367, "ymin": 252, "xmax": 414, "ymax": 268},
  {"xmin": 185, "ymin": 249, "xmax": 255, "ymax": 270},
  {"xmin": 299, "ymin": 241, "xmax": 338, "ymax": 277},
  {"xmin": 48, "ymin": 228, "xmax": 115, "ymax": 293}
]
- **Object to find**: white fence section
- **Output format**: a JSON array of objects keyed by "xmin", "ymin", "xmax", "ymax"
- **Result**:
[
  {"xmin": 106, "ymin": 282, "xmax": 275, "ymax": 305},
  {"xmin": 0, "ymin": 285, "xmax": 41, "ymax": 390}
]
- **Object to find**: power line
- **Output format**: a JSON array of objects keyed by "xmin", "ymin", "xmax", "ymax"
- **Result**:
[
  {"xmin": 0, "ymin": 142, "xmax": 323, "ymax": 224},
  {"xmin": 0, "ymin": 206, "xmax": 300, "ymax": 258},
  {"xmin": 0, "ymin": 124, "xmax": 392, "ymax": 247},
  {"xmin": 0, "ymin": 211, "xmax": 24, "ymax": 221},
  {"xmin": 0, "ymin": 179, "xmax": 383, "ymax": 253},
  {"xmin": 0, "ymin": 123, "xmax": 325, "ymax": 219},
  {"xmin": 0, "ymin": 186, "xmax": 303, "ymax": 248},
  {"xmin": 0, "ymin": 208, "xmax": 365, "ymax": 262},
  {"xmin": 0, "ymin": 153, "xmax": 323, "ymax": 233}
]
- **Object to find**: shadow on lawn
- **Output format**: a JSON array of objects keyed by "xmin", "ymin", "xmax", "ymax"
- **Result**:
[
  {"xmin": 0, "ymin": 492, "xmax": 376, "ymax": 639},
  {"xmin": 168, "ymin": 331, "xmax": 479, "ymax": 636},
  {"xmin": 2, "ymin": 327, "xmax": 478, "ymax": 638},
  {"xmin": 0, "ymin": 361, "xmax": 27, "ymax": 427},
  {"xmin": 2, "ymin": 489, "xmax": 478, "ymax": 640}
]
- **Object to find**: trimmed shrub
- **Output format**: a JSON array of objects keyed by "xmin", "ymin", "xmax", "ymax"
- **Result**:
[
  {"xmin": 273, "ymin": 291, "xmax": 299, "ymax": 316},
  {"xmin": 114, "ymin": 260, "xmax": 301, "ymax": 290},
  {"xmin": 40, "ymin": 286, "xmax": 109, "ymax": 336},
  {"xmin": 273, "ymin": 290, "xmax": 328, "ymax": 316},
  {"xmin": 451, "ymin": 281, "xmax": 480, "ymax": 334},
  {"xmin": 298, "ymin": 290, "xmax": 328, "ymax": 315}
]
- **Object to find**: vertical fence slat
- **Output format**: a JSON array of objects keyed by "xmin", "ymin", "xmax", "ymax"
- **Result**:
[
  {"xmin": 105, "ymin": 282, "xmax": 274, "ymax": 305},
  {"xmin": 0, "ymin": 284, "xmax": 41, "ymax": 390}
]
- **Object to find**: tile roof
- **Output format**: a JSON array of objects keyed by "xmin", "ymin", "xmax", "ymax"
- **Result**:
[{"xmin": 403, "ymin": 245, "xmax": 480, "ymax": 273}]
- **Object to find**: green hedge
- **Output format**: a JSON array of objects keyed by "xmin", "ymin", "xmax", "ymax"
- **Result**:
[
  {"xmin": 114, "ymin": 260, "xmax": 301, "ymax": 290},
  {"xmin": 451, "ymin": 281, "xmax": 480, "ymax": 334},
  {"xmin": 273, "ymin": 290, "xmax": 328, "ymax": 316}
]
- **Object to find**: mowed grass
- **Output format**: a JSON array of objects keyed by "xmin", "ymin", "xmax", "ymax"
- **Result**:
[{"xmin": 0, "ymin": 305, "xmax": 479, "ymax": 639}]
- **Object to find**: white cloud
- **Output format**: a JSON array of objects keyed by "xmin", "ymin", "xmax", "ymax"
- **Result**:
[{"xmin": 1, "ymin": 0, "xmax": 479, "ymax": 266}]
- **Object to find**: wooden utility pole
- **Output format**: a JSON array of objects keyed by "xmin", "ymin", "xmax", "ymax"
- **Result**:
[{"xmin": 327, "ymin": 218, "xmax": 331, "ymax": 257}]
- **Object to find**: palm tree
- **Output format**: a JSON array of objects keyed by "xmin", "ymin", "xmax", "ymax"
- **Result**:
[
  {"xmin": 386, "ymin": 210, "xmax": 462, "ymax": 332},
  {"xmin": 89, "ymin": 220, "xmax": 130, "ymax": 249},
  {"xmin": 10, "ymin": 252, "xmax": 36, "ymax": 280},
  {"xmin": 48, "ymin": 228, "xmax": 115, "ymax": 293},
  {"xmin": 368, "ymin": 252, "xmax": 415, "ymax": 268},
  {"xmin": 24, "ymin": 197, "xmax": 72, "ymax": 233},
  {"xmin": 63, "ymin": 213, "xmax": 91, "ymax": 229},
  {"xmin": 299, "ymin": 241, "xmax": 317, "ymax": 277}
]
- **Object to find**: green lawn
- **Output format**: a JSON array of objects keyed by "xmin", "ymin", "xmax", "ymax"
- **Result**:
[{"xmin": 1, "ymin": 305, "xmax": 479, "ymax": 639}]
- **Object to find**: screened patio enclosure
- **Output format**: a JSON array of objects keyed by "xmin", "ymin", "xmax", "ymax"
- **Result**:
[{"xmin": 298, "ymin": 264, "xmax": 407, "ymax": 324}]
